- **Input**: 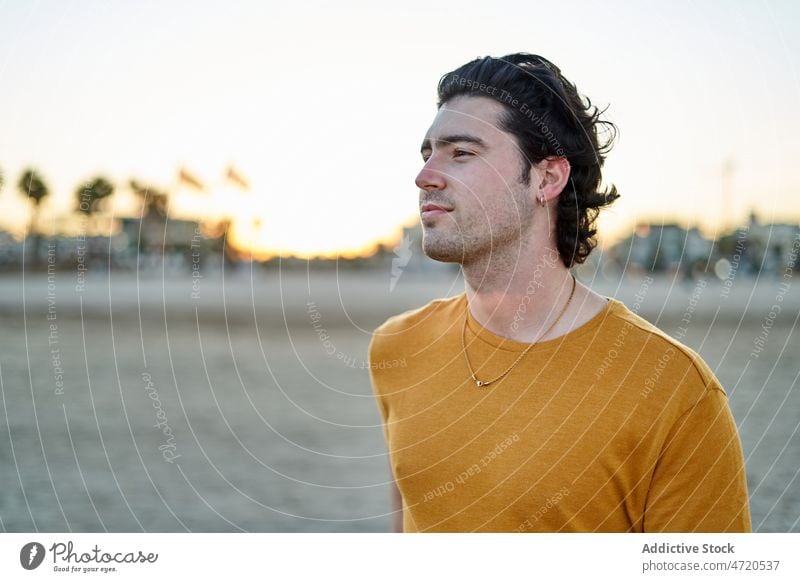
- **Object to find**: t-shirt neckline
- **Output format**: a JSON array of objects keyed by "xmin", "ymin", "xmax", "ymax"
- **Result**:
[{"xmin": 462, "ymin": 293, "xmax": 619, "ymax": 352}]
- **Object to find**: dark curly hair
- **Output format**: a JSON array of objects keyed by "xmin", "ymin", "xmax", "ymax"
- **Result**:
[{"xmin": 436, "ymin": 53, "xmax": 619, "ymax": 268}]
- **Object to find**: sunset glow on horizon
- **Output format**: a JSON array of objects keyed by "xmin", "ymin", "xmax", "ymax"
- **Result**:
[{"xmin": 1, "ymin": 0, "xmax": 799, "ymax": 258}]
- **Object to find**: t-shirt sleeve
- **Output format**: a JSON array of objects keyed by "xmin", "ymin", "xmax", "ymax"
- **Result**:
[
  {"xmin": 367, "ymin": 331, "xmax": 390, "ymax": 441},
  {"xmin": 643, "ymin": 384, "xmax": 751, "ymax": 532}
]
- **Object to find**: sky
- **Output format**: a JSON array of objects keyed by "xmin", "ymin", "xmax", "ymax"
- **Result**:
[{"xmin": 0, "ymin": 0, "xmax": 798, "ymax": 258}]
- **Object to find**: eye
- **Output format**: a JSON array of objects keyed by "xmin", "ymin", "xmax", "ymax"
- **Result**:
[{"xmin": 454, "ymin": 149, "xmax": 473, "ymax": 158}]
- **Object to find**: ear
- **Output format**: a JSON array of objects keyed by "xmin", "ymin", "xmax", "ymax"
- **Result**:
[{"xmin": 534, "ymin": 157, "xmax": 571, "ymax": 204}]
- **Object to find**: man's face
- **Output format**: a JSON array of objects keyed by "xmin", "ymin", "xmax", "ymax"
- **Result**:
[{"xmin": 416, "ymin": 95, "xmax": 537, "ymax": 264}]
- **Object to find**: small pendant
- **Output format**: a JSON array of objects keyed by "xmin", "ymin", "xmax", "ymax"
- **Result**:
[{"xmin": 476, "ymin": 380, "xmax": 484, "ymax": 387}]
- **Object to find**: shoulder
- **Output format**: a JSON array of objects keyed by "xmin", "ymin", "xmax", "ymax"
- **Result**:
[
  {"xmin": 604, "ymin": 297, "xmax": 726, "ymax": 399},
  {"xmin": 368, "ymin": 294, "xmax": 464, "ymax": 356}
]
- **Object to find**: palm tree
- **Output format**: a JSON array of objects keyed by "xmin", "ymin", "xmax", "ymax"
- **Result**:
[
  {"xmin": 76, "ymin": 176, "xmax": 114, "ymax": 232},
  {"xmin": 129, "ymin": 179, "xmax": 169, "ymax": 219},
  {"xmin": 128, "ymin": 180, "xmax": 171, "ymax": 254},
  {"xmin": 18, "ymin": 168, "xmax": 49, "ymax": 267}
]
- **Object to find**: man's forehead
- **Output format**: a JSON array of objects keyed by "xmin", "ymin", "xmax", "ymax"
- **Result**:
[{"xmin": 423, "ymin": 96, "xmax": 506, "ymax": 143}]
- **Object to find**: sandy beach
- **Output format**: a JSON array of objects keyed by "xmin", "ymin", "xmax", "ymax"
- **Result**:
[{"xmin": 0, "ymin": 267, "xmax": 797, "ymax": 532}]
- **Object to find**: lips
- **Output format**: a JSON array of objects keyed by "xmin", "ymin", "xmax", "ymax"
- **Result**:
[{"xmin": 420, "ymin": 203, "xmax": 454, "ymax": 213}]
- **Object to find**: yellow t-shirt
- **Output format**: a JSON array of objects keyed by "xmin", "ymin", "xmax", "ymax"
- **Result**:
[{"xmin": 368, "ymin": 292, "xmax": 751, "ymax": 532}]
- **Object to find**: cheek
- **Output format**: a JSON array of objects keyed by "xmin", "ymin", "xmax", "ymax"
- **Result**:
[
  {"xmin": 459, "ymin": 195, "xmax": 528, "ymax": 232},
  {"xmin": 489, "ymin": 197, "xmax": 530, "ymax": 228},
  {"xmin": 450, "ymin": 159, "xmax": 532, "ymax": 222},
  {"xmin": 469, "ymin": 171, "xmax": 531, "ymax": 221},
  {"xmin": 460, "ymin": 163, "xmax": 514, "ymax": 203}
]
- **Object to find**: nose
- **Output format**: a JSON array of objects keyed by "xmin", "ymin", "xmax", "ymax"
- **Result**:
[{"xmin": 415, "ymin": 159, "xmax": 447, "ymax": 192}]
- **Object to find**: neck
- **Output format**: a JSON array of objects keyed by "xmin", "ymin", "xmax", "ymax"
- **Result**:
[{"xmin": 462, "ymin": 241, "xmax": 581, "ymax": 343}]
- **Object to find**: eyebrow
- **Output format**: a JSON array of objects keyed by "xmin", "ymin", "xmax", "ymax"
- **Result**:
[{"xmin": 420, "ymin": 133, "xmax": 488, "ymax": 154}]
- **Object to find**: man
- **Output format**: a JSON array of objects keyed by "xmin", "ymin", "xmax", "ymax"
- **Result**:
[{"xmin": 368, "ymin": 53, "xmax": 751, "ymax": 533}]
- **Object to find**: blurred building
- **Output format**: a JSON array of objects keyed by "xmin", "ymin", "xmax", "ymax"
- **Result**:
[
  {"xmin": 740, "ymin": 212, "xmax": 800, "ymax": 274},
  {"xmin": 607, "ymin": 212, "xmax": 799, "ymax": 279},
  {"xmin": 608, "ymin": 223, "xmax": 713, "ymax": 276},
  {"xmin": 0, "ymin": 230, "xmax": 23, "ymax": 268}
]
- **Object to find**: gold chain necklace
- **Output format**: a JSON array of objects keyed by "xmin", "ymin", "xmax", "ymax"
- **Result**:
[{"xmin": 462, "ymin": 274, "xmax": 576, "ymax": 388}]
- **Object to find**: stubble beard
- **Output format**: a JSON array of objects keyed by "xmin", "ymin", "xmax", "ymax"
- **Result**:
[
  {"xmin": 421, "ymin": 214, "xmax": 466, "ymax": 263},
  {"xmin": 421, "ymin": 212, "xmax": 533, "ymax": 267},
  {"xmin": 422, "ymin": 187, "xmax": 535, "ymax": 267}
]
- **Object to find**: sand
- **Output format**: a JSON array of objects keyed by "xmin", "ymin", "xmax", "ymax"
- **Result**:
[{"xmin": 0, "ymin": 266, "xmax": 797, "ymax": 532}]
